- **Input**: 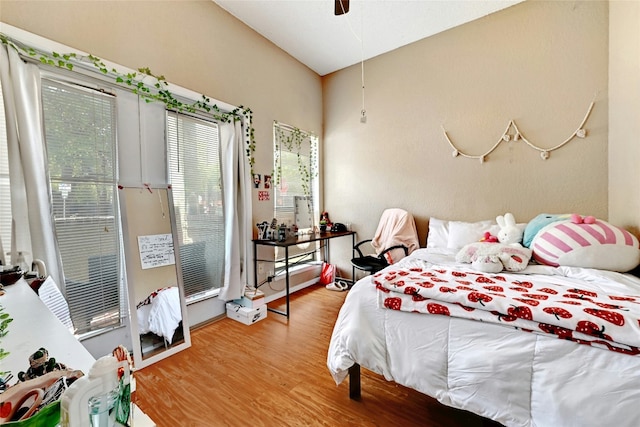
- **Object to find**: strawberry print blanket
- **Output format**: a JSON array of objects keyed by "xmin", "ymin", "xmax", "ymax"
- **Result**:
[{"xmin": 373, "ymin": 266, "xmax": 640, "ymax": 355}]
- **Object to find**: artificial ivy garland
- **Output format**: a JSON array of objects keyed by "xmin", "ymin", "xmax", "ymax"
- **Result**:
[
  {"xmin": 0, "ymin": 32, "xmax": 256, "ymax": 174},
  {"xmin": 273, "ymin": 121, "xmax": 318, "ymax": 197}
]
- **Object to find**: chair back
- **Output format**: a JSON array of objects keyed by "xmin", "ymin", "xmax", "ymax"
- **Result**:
[{"xmin": 371, "ymin": 208, "xmax": 419, "ymax": 263}]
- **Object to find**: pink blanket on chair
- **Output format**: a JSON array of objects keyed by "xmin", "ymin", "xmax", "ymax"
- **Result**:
[{"xmin": 371, "ymin": 208, "xmax": 420, "ymax": 263}]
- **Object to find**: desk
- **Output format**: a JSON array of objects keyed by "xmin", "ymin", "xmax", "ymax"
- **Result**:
[
  {"xmin": 1, "ymin": 279, "xmax": 96, "ymax": 376},
  {"xmin": 253, "ymin": 230, "xmax": 355, "ymax": 317},
  {"xmin": 0, "ymin": 279, "xmax": 156, "ymax": 426}
]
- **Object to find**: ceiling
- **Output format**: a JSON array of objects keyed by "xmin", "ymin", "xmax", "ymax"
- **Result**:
[{"xmin": 213, "ymin": 0, "xmax": 524, "ymax": 76}]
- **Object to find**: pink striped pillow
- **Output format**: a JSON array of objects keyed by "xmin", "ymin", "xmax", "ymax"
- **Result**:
[{"xmin": 531, "ymin": 219, "xmax": 640, "ymax": 272}]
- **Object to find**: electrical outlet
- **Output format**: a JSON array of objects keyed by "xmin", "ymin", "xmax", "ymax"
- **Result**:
[{"xmin": 268, "ymin": 268, "xmax": 274, "ymax": 278}]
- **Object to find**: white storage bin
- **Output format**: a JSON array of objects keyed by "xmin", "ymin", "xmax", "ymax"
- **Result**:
[{"xmin": 226, "ymin": 302, "xmax": 267, "ymax": 325}]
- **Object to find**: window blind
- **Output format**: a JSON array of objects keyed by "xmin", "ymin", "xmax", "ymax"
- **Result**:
[
  {"xmin": 167, "ymin": 111, "xmax": 224, "ymax": 300},
  {"xmin": 41, "ymin": 79, "xmax": 123, "ymax": 335}
]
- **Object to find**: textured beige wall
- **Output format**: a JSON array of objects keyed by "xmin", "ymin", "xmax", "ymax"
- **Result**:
[
  {"xmin": 0, "ymin": 1, "xmax": 323, "ymax": 323},
  {"xmin": 2, "ymin": 0, "xmax": 634, "ymax": 283},
  {"xmin": 323, "ymin": 0, "xmax": 609, "ymax": 260},
  {"xmin": 0, "ymin": 0, "xmax": 323, "ymax": 229},
  {"xmin": 609, "ymin": 0, "xmax": 640, "ymax": 236}
]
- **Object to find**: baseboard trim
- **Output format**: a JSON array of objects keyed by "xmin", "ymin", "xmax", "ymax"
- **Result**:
[{"xmin": 264, "ymin": 277, "xmax": 320, "ymax": 303}]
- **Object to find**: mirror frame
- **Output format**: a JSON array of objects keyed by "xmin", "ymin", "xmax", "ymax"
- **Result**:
[{"xmin": 119, "ymin": 185, "xmax": 191, "ymax": 370}]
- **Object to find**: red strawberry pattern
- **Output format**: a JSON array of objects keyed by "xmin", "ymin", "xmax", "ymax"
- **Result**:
[
  {"xmin": 508, "ymin": 305, "xmax": 533, "ymax": 321},
  {"xmin": 514, "ymin": 281, "xmax": 533, "ymax": 288},
  {"xmin": 543, "ymin": 307, "xmax": 573, "ymax": 320},
  {"xmin": 427, "ymin": 303, "xmax": 450, "ymax": 316},
  {"xmin": 492, "ymin": 310, "xmax": 517, "ymax": 322},
  {"xmin": 584, "ymin": 308, "xmax": 625, "ymax": 326},
  {"xmin": 539, "ymin": 323, "xmax": 574, "ymax": 340},
  {"xmin": 468, "ymin": 292, "xmax": 492, "ymax": 306},
  {"xmin": 373, "ymin": 265, "xmax": 640, "ymax": 355},
  {"xmin": 568, "ymin": 288, "xmax": 598, "ymax": 298},
  {"xmin": 610, "ymin": 296, "xmax": 637, "ymax": 302},
  {"xmin": 384, "ymin": 297, "xmax": 402, "ymax": 311},
  {"xmin": 456, "ymin": 302, "xmax": 476, "ymax": 312},
  {"xmin": 576, "ymin": 320, "xmax": 612, "ymax": 341}
]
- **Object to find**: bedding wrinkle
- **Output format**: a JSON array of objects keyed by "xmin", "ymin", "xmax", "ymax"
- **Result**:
[{"xmin": 327, "ymin": 279, "xmax": 390, "ymax": 384}]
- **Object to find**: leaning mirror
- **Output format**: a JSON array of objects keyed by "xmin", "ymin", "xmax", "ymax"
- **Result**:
[{"xmin": 119, "ymin": 185, "xmax": 191, "ymax": 369}]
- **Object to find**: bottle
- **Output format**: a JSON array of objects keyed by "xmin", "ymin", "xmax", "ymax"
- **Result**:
[
  {"xmin": 16, "ymin": 251, "xmax": 28, "ymax": 273},
  {"xmin": 60, "ymin": 355, "xmax": 119, "ymax": 427}
]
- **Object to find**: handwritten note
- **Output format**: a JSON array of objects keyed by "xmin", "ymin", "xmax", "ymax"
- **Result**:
[{"xmin": 137, "ymin": 234, "xmax": 175, "ymax": 269}]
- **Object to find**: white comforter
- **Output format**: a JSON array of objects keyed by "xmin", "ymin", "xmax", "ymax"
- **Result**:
[{"xmin": 327, "ymin": 248, "xmax": 640, "ymax": 427}]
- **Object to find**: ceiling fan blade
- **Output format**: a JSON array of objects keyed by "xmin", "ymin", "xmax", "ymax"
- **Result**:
[{"xmin": 335, "ymin": 0, "xmax": 349, "ymax": 15}]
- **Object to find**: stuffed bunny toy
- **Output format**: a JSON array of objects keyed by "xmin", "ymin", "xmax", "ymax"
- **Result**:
[
  {"xmin": 496, "ymin": 213, "xmax": 523, "ymax": 245},
  {"xmin": 456, "ymin": 213, "xmax": 531, "ymax": 273}
]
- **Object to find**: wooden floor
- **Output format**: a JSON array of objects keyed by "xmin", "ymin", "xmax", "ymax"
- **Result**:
[{"xmin": 134, "ymin": 285, "xmax": 503, "ymax": 427}]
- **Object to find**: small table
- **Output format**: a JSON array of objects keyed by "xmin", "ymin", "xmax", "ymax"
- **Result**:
[
  {"xmin": 0, "ymin": 280, "xmax": 156, "ymax": 426},
  {"xmin": 253, "ymin": 230, "xmax": 355, "ymax": 317}
]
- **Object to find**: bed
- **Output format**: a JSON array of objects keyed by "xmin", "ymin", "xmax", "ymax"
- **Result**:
[
  {"xmin": 327, "ymin": 216, "xmax": 640, "ymax": 427},
  {"xmin": 136, "ymin": 286, "xmax": 182, "ymax": 344}
]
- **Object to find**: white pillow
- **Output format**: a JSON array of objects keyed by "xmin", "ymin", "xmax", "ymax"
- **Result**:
[
  {"xmin": 426, "ymin": 217, "xmax": 449, "ymax": 249},
  {"xmin": 447, "ymin": 220, "xmax": 495, "ymax": 249},
  {"xmin": 427, "ymin": 217, "xmax": 529, "ymax": 250}
]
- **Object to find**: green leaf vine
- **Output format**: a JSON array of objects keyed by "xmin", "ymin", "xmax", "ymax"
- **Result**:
[
  {"xmin": 0, "ymin": 304, "xmax": 13, "ymax": 377},
  {"xmin": 273, "ymin": 121, "xmax": 318, "ymax": 198},
  {"xmin": 0, "ymin": 32, "xmax": 256, "ymax": 174}
]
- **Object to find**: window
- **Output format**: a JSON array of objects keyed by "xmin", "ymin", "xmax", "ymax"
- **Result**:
[
  {"xmin": 41, "ymin": 78, "xmax": 123, "ymax": 336},
  {"xmin": 167, "ymin": 111, "xmax": 225, "ymax": 301},
  {"xmin": 273, "ymin": 123, "xmax": 319, "ymax": 261}
]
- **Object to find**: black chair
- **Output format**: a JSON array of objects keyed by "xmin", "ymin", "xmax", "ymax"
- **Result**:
[
  {"xmin": 351, "ymin": 208, "xmax": 419, "ymax": 279},
  {"xmin": 351, "ymin": 240, "xmax": 410, "ymax": 274}
]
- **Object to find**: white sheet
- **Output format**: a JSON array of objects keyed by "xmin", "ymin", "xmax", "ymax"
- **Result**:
[
  {"xmin": 137, "ymin": 286, "xmax": 182, "ymax": 344},
  {"xmin": 327, "ymin": 248, "xmax": 640, "ymax": 427}
]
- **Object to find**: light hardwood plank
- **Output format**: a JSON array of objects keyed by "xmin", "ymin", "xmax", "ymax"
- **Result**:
[{"xmin": 134, "ymin": 285, "xmax": 502, "ymax": 426}]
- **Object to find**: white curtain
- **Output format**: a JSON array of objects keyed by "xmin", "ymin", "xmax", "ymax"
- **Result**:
[
  {"xmin": 219, "ymin": 120, "xmax": 253, "ymax": 301},
  {"xmin": 0, "ymin": 45, "xmax": 65, "ymax": 288}
]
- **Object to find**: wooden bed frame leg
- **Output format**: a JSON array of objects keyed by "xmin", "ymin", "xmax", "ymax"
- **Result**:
[{"xmin": 349, "ymin": 363, "xmax": 361, "ymax": 400}]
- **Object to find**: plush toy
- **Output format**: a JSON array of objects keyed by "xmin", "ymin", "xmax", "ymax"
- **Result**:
[
  {"xmin": 480, "ymin": 231, "xmax": 498, "ymax": 243},
  {"xmin": 456, "ymin": 213, "xmax": 532, "ymax": 273},
  {"xmin": 522, "ymin": 213, "xmax": 570, "ymax": 248},
  {"xmin": 17, "ymin": 348, "xmax": 67, "ymax": 382},
  {"xmin": 525, "ymin": 213, "xmax": 640, "ymax": 272}
]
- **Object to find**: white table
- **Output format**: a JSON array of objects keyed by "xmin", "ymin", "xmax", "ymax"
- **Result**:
[
  {"xmin": 0, "ymin": 279, "xmax": 95, "ymax": 375},
  {"xmin": 0, "ymin": 279, "xmax": 155, "ymax": 426}
]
